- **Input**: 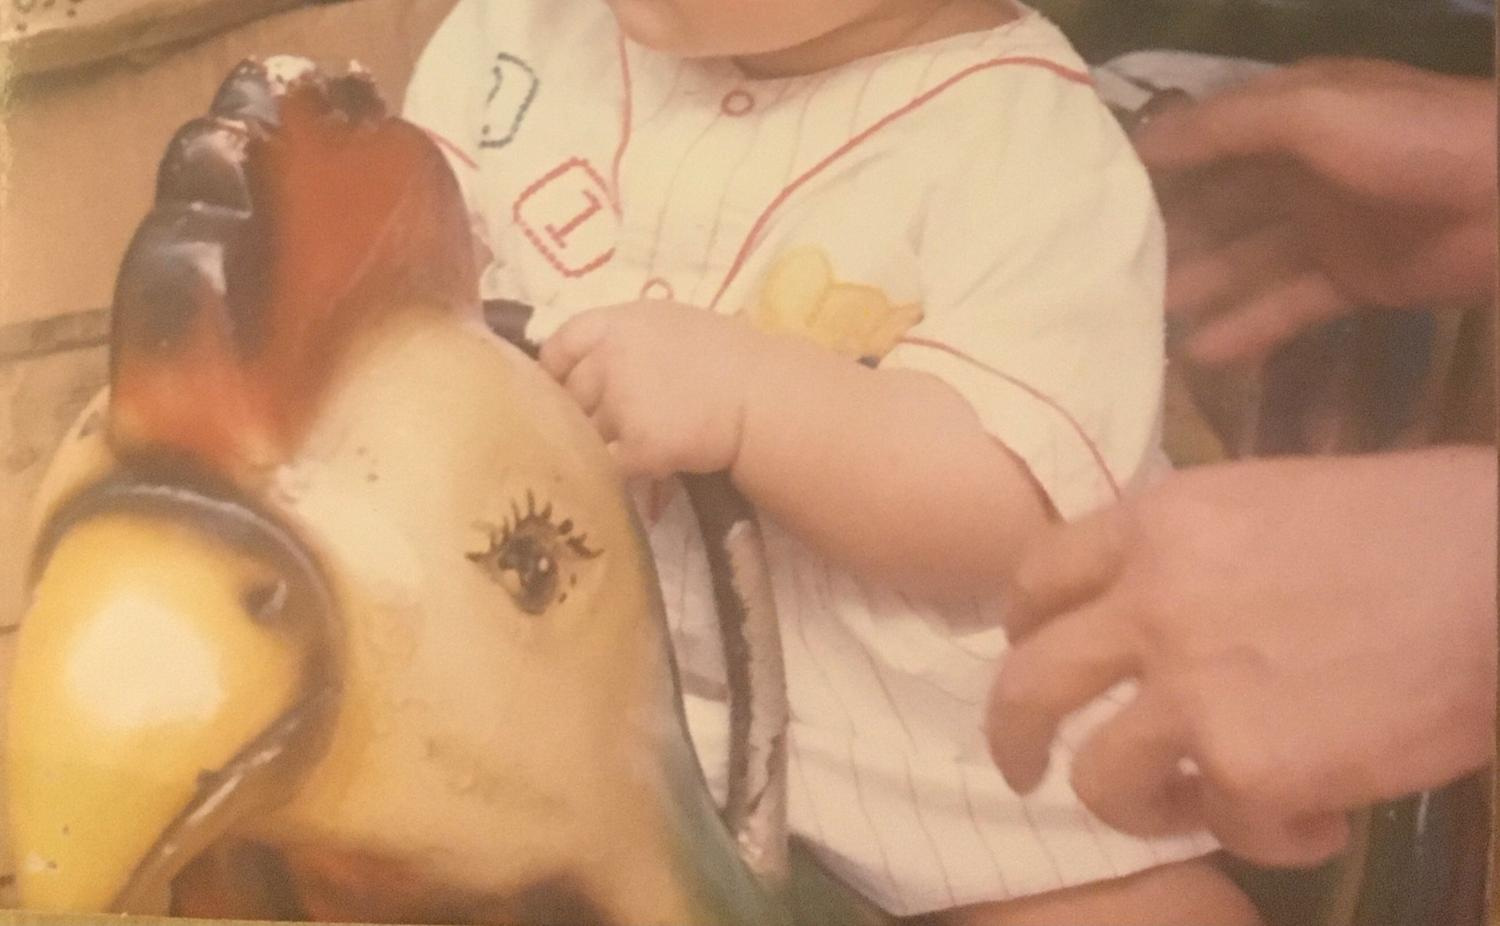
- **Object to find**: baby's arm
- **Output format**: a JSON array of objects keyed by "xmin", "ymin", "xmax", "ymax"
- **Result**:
[
  {"xmin": 539, "ymin": 301, "xmax": 1049, "ymax": 605},
  {"xmin": 732, "ymin": 331, "xmax": 1051, "ymax": 603},
  {"xmin": 544, "ymin": 72, "xmax": 1165, "ymax": 611},
  {"xmin": 734, "ymin": 76, "xmax": 1171, "ymax": 610}
]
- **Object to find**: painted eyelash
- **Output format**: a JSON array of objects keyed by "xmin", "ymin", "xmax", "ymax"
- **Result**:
[{"xmin": 500, "ymin": 490, "xmax": 601, "ymax": 560}]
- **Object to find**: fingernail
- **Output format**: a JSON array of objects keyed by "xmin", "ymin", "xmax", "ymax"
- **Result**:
[
  {"xmin": 1162, "ymin": 767, "xmax": 1205, "ymax": 825},
  {"xmin": 1288, "ymin": 813, "xmax": 1351, "ymax": 858},
  {"xmin": 988, "ymin": 737, "xmax": 1047, "ymax": 795},
  {"xmin": 1185, "ymin": 329, "xmax": 1249, "ymax": 368},
  {"xmin": 1129, "ymin": 89, "xmax": 1194, "ymax": 142}
]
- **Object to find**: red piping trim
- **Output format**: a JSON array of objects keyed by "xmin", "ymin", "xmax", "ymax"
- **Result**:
[
  {"xmin": 424, "ymin": 129, "xmax": 479, "ymax": 172},
  {"xmin": 707, "ymin": 55, "xmax": 1092, "ymax": 310},
  {"xmin": 610, "ymin": 29, "xmax": 634, "ymax": 214},
  {"xmin": 513, "ymin": 158, "xmax": 617, "ymax": 279},
  {"xmin": 899, "ymin": 335, "xmax": 1122, "ymax": 499}
]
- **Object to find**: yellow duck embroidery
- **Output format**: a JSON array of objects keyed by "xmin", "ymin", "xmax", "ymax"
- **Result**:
[{"xmin": 745, "ymin": 247, "xmax": 923, "ymax": 363}]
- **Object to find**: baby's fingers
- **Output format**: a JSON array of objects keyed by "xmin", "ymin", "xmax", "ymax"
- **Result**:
[
  {"xmin": 988, "ymin": 604, "xmax": 1136, "ymax": 794},
  {"xmin": 563, "ymin": 352, "xmax": 607, "ymax": 416},
  {"xmin": 607, "ymin": 436, "xmax": 676, "ymax": 483},
  {"xmin": 539, "ymin": 306, "xmax": 617, "ymax": 381}
]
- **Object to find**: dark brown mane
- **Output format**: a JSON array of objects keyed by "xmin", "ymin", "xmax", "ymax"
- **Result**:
[{"xmin": 108, "ymin": 60, "xmax": 479, "ymax": 482}]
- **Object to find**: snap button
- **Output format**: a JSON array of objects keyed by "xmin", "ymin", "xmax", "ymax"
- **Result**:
[
  {"xmin": 641, "ymin": 277, "xmax": 675, "ymax": 301},
  {"xmin": 721, "ymin": 89, "xmax": 755, "ymax": 117}
]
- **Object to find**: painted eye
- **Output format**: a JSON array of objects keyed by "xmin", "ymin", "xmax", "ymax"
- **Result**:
[
  {"xmin": 493, "ymin": 533, "xmax": 558, "ymax": 615},
  {"xmin": 468, "ymin": 491, "xmax": 600, "ymax": 615}
]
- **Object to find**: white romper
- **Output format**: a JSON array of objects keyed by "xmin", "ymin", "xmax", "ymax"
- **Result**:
[{"xmin": 404, "ymin": 1, "xmax": 1215, "ymax": 914}]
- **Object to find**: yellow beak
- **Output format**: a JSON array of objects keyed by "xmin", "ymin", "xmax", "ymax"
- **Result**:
[{"xmin": 8, "ymin": 491, "xmax": 335, "ymax": 913}]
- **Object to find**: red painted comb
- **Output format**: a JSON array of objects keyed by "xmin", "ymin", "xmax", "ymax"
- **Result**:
[{"xmin": 108, "ymin": 57, "xmax": 479, "ymax": 480}]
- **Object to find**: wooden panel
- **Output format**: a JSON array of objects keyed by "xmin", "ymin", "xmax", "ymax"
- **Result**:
[
  {"xmin": 3, "ymin": 0, "xmax": 312, "ymax": 76},
  {"xmin": 0, "ymin": 345, "xmax": 107, "ymax": 628},
  {"xmin": 0, "ymin": 0, "xmax": 460, "ymax": 328}
]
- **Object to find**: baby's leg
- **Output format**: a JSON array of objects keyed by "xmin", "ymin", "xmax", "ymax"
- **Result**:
[{"xmin": 906, "ymin": 856, "xmax": 1263, "ymax": 926}]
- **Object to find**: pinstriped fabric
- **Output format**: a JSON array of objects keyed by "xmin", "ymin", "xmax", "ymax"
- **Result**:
[
  {"xmin": 683, "ymin": 79, "xmax": 801, "ymax": 306},
  {"xmin": 668, "ymin": 506, "xmax": 1212, "ymax": 915},
  {"xmin": 404, "ymin": 0, "xmax": 1215, "ymax": 915}
]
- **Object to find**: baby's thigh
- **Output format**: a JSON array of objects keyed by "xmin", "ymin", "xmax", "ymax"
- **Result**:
[{"xmin": 907, "ymin": 856, "xmax": 1262, "ymax": 926}]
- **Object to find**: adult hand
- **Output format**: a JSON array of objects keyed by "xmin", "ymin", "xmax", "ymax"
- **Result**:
[
  {"xmin": 987, "ymin": 447, "xmax": 1497, "ymax": 867},
  {"xmin": 1135, "ymin": 58, "xmax": 1497, "ymax": 366}
]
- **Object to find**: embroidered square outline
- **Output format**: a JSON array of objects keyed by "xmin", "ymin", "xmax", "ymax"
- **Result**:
[{"xmin": 513, "ymin": 158, "xmax": 617, "ymax": 278}]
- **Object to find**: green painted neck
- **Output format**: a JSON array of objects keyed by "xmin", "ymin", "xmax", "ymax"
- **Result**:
[{"xmin": 657, "ymin": 734, "xmax": 793, "ymax": 926}]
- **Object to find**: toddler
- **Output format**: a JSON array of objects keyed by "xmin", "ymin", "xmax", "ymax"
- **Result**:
[{"xmin": 404, "ymin": 0, "xmax": 1263, "ymax": 922}]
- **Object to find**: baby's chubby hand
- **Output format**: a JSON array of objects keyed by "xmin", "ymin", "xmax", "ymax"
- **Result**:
[{"xmin": 539, "ymin": 302, "xmax": 772, "ymax": 479}]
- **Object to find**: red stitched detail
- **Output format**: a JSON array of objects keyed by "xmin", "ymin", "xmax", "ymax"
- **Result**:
[
  {"xmin": 708, "ymin": 55, "xmax": 1094, "ymax": 310},
  {"xmin": 423, "ymin": 129, "xmax": 479, "ymax": 171},
  {"xmin": 721, "ymin": 89, "xmax": 755, "ymax": 116},
  {"xmin": 898, "ymin": 335, "xmax": 1122, "ymax": 499},
  {"xmin": 514, "ymin": 158, "xmax": 617, "ymax": 279},
  {"xmin": 545, "ymin": 189, "xmax": 606, "ymax": 248},
  {"xmin": 640, "ymin": 277, "xmax": 675, "ymax": 301},
  {"xmin": 610, "ymin": 29, "xmax": 634, "ymax": 214}
]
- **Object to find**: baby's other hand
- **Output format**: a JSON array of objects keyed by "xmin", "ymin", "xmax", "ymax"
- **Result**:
[{"xmin": 539, "ymin": 302, "xmax": 768, "ymax": 479}]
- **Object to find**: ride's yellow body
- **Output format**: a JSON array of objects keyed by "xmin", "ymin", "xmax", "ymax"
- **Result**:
[{"xmin": 7, "ymin": 61, "xmax": 779, "ymax": 925}]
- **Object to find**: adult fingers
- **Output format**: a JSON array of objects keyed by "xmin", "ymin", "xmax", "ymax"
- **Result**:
[
  {"xmin": 1166, "ymin": 222, "xmax": 1302, "ymax": 322},
  {"xmin": 1155, "ymin": 160, "xmax": 1290, "ymax": 260},
  {"xmin": 1005, "ymin": 509, "xmax": 1130, "ymax": 640},
  {"xmin": 538, "ymin": 307, "xmax": 615, "ymax": 381},
  {"xmin": 1133, "ymin": 70, "xmax": 1317, "ymax": 172},
  {"xmin": 1201, "ymin": 792, "xmax": 1352, "ymax": 868},
  {"xmin": 1069, "ymin": 688, "xmax": 1202, "ymax": 837},
  {"xmin": 988, "ymin": 604, "xmax": 1138, "ymax": 793},
  {"xmin": 1184, "ymin": 270, "xmax": 1351, "ymax": 366}
]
